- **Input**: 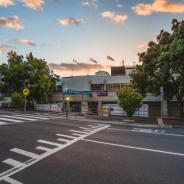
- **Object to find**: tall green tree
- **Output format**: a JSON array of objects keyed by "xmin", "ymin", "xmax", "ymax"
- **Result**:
[
  {"xmin": 131, "ymin": 19, "xmax": 184, "ymax": 117},
  {"xmin": 0, "ymin": 51, "xmax": 59, "ymax": 104}
]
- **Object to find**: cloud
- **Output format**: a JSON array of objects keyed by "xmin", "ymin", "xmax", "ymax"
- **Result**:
[
  {"xmin": 0, "ymin": 0, "xmax": 14, "ymax": 7},
  {"xmin": 0, "ymin": 43, "xmax": 11, "ymax": 53},
  {"xmin": 132, "ymin": 0, "xmax": 184, "ymax": 16},
  {"xmin": 58, "ymin": 18, "xmax": 83, "ymax": 26},
  {"xmin": 0, "ymin": 16, "xmax": 24, "ymax": 31},
  {"xmin": 21, "ymin": 0, "xmax": 44, "ymax": 10},
  {"xmin": 81, "ymin": 0, "xmax": 98, "ymax": 8},
  {"xmin": 101, "ymin": 11, "xmax": 128, "ymax": 24},
  {"xmin": 16, "ymin": 39, "xmax": 36, "ymax": 46},
  {"xmin": 115, "ymin": 0, "xmax": 123, "ymax": 8},
  {"xmin": 137, "ymin": 42, "xmax": 149, "ymax": 49},
  {"xmin": 49, "ymin": 62, "xmax": 110, "ymax": 76}
]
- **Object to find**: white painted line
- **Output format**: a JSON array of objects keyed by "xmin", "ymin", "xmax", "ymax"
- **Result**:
[
  {"xmin": 0, "ymin": 121, "xmax": 8, "ymax": 125},
  {"xmin": 108, "ymin": 127, "xmax": 184, "ymax": 137},
  {"xmin": 2, "ymin": 158, "xmax": 25, "ymax": 167},
  {"xmin": 10, "ymin": 148, "xmax": 39, "ymax": 159},
  {"xmin": 87, "ymin": 124, "xmax": 99, "ymax": 127},
  {"xmin": 79, "ymin": 127, "xmax": 94, "ymax": 131},
  {"xmin": 69, "ymin": 130, "xmax": 89, "ymax": 134},
  {"xmin": 82, "ymin": 139, "xmax": 184, "ymax": 157},
  {"xmin": 57, "ymin": 138, "xmax": 70, "ymax": 143},
  {"xmin": 3, "ymin": 177, "xmax": 23, "ymax": 184},
  {"xmin": 0, "ymin": 125, "xmax": 110, "ymax": 182},
  {"xmin": 36, "ymin": 146, "xmax": 52, "ymax": 152},
  {"xmin": 0, "ymin": 118, "xmax": 23, "ymax": 123},
  {"xmin": 0, "ymin": 115, "xmax": 36, "ymax": 121},
  {"xmin": 72, "ymin": 133, "xmax": 84, "ymax": 137},
  {"xmin": 56, "ymin": 134, "xmax": 77, "ymax": 139},
  {"xmin": 14, "ymin": 115, "xmax": 48, "ymax": 120},
  {"xmin": 37, "ymin": 140, "xmax": 62, "ymax": 147}
]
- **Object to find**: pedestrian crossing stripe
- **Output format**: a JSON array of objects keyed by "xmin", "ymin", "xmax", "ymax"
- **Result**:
[
  {"xmin": 0, "ymin": 124, "xmax": 110, "ymax": 184},
  {"xmin": 0, "ymin": 113, "xmax": 64, "ymax": 126}
]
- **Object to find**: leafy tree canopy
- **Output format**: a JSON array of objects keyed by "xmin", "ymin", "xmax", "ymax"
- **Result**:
[
  {"xmin": 0, "ymin": 51, "xmax": 59, "ymax": 104},
  {"xmin": 131, "ymin": 19, "xmax": 184, "ymax": 117}
]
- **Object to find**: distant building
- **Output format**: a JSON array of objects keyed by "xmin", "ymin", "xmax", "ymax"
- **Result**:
[{"xmin": 52, "ymin": 66, "xmax": 179, "ymax": 117}]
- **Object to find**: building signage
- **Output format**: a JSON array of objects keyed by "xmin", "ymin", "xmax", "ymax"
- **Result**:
[
  {"xmin": 97, "ymin": 91, "xmax": 108, "ymax": 96},
  {"xmin": 64, "ymin": 88, "xmax": 92, "ymax": 96}
]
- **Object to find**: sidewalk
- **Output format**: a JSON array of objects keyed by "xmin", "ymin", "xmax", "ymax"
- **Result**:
[
  {"xmin": 68, "ymin": 115, "xmax": 159, "ymax": 128},
  {"xmin": 82, "ymin": 114, "xmax": 184, "ymax": 128}
]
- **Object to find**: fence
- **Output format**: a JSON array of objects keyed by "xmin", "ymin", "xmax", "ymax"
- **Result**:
[
  {"xmin": 109, "ymin": 104, "xmax": 148, "ymax": 117},
  {"xmin": 35, "ymin": 103, "xmax": 63, "ymax": 112}
]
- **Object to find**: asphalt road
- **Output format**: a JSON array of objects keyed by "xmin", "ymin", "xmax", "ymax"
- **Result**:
[{"xmin": 0, "ymin": 111, "xmax": 184, "ymax": 184}]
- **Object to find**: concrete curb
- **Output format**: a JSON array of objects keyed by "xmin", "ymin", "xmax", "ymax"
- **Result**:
[{"xmin": 69, "ymin": 116, "xmax": 159, "ymax": 128}]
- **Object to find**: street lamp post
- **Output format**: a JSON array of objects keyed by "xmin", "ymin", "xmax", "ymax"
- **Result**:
[{"xmin": 65, "ymin": 96, "xmax": 70, "ymax": 119}]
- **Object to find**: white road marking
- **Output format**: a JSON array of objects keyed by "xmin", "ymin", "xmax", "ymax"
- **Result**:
[
  {"xmin": 14, "ymin": 115, "xmax": 48, "ymax": 120},
  {"xmin": 0, "ymin": 115, "xmax": 37, "ymax": 121},
  {"xmin": 79, "ymin": 127, "xmax": 94, "ymax": 131},
  {"xmin": 10, "ymin": 148, "xmax": 39, "ymax": 159},
  {"xmin": 56, "ymin": 134, "xmax": 77, "ymax": 139},
  {"xmin": 69, "ymin": 130, "xmax": 89, "ymax": 134},
  {"xmin": 0, "ymin": 118, "xmax": 23, "ymax": 123},
  {"xmin": 108, "ymin": 127, "xmax": 184, "ymax": 137},
  {"xmin": 37, "ymin": 140, "xmax": 62, "ymax": 147},
  {"xmin": 57, "ymin": 138, "xmax": 70, "ymax": 143},
  {"xmin": 2, "ymin": 158, "xmax": 25, "ymax": 167},
  {"xmin": 0, "ymin": 121, "xmax": 8, "ymax": 125},
  {"xmin": 82, "ymin": 139, "xmax": 184, "ymax": 157},
  {"xmin": 0, "ymin": 125, "xmax": 110, "ymax": 183},
  {"xmin": 36, "ymin": 146, "xmax": 52, "ymax": 152},
  {"xmin": 3, "ymin": 177, "xmax": 23, "ymax": 184},
  {"xmin": 72, "ymin": 133, "xmax": 84, "ymax": 137}
]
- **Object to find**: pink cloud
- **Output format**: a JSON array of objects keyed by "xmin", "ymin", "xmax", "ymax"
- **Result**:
[
  {"xmin": 101, "ymin": 11, "xmax": 128, "ymax": 24},
  {"xmin": 0, "ymin": 43, "xmax": 11, "ymax": 53},
  {"xmin": 0, "ymin": 0, "xmax": 14, "ymax": 7},
  {"xmin": 132, "ymin": 0, "xmax": 184, "ymax": 16},
  {"xmin": 137, "ymin": 42, "xmax": 149, "ymax": 49},
  {"xmin": 0, "ymin": 16, "xmax": 24, "ymax": 31},
  {"xmin": 81, "ymin": 0, "xmax": 98, "ymax": 8},
  {"xmin": 16, "ymin": 39, "xmax": 36, "ymax": 46},
  {"xmin": 21, "ymin": 0, "xmax": 44, "ymax": 10},
  {"xmin": 58, "ymin": 18, "xmax": 83, "ymax": 26}
]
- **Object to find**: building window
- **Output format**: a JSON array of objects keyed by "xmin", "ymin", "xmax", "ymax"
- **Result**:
[
  {"xmin": 106, "ymin": 83, "xmax": 131, "ymax": 91},
  {"xmin": 91, "ymin": 84, "xmax": 104, "ymax": 91},
  {"xmin": 56, "ymin": 85, "xmax": 63, "ymax": 92}
]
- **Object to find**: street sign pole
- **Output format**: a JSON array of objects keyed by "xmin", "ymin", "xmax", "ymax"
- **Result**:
[
  {"xmin": 23, "ymin": 88, "xmax": 30, "ymax": 113},
  {"xmin": 24, "ymin": 95, "xmax": 27, "ymax": 112}
]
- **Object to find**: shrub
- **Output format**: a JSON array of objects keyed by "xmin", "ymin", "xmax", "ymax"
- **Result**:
[
  {"xmin": 11, "ymin": 91, "xmax": 24, "ymax": 109},
  {"xmin": 117, "ymin": 88, "xmax": 143, "ymax": 117}
]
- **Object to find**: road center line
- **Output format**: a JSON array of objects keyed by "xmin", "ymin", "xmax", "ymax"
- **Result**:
[{"xmin": 82, "ymin": 138, "xmax": 184, "ymax": 157}]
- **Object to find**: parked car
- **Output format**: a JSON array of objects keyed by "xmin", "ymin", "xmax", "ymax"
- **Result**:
[{"xmin": 0, "ymin": 97, "xmax": 11, "ymax": 108}]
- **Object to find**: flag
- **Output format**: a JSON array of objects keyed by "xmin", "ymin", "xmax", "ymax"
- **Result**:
[
  {"xmin": 89, "ymin": 57, "xmax": 98, "ymax": 64},
  {"xmin": 107, "ymin": 56, "xmax": 114, "ymax": 61},
  {"xmin": 73, "ymin": 59, "xmax": 79, "ymax": 64}
]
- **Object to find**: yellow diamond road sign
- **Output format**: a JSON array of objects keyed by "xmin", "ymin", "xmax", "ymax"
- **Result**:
[{"xmin": 23, "ymin": 88, "xmax": 29, "ymax": 96}]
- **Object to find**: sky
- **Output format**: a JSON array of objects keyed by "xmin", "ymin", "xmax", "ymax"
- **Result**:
[{"xmin": 0, "ymin": 0, "xmax": 184, "ymax": 76}]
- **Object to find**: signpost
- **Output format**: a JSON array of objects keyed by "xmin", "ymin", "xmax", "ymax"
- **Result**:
[{"xmin": 23, "ymin": 88, "xmax": 29, "ymax": 112}]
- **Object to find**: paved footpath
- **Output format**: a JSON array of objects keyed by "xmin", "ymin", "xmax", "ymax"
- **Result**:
[{"xmin": 0, "ymin": 111, "xmax": 184, "ymax": 184}]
